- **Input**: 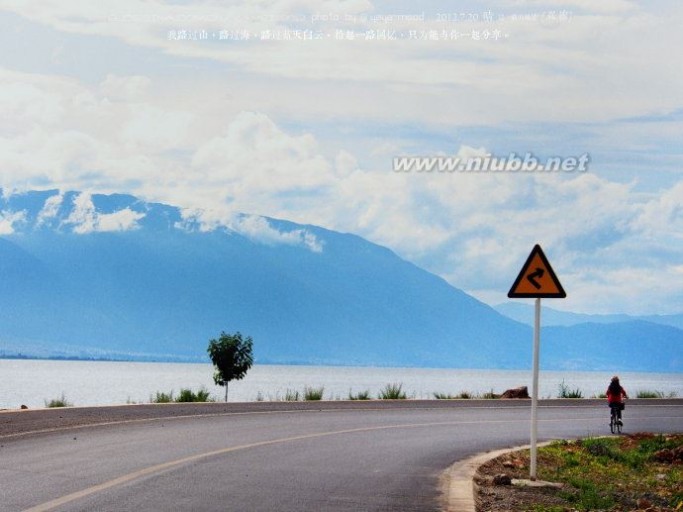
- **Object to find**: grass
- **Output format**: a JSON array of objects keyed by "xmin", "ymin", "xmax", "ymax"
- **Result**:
[
  {"xmin": 558, "ymin": 380, "xmax": 583, "ymax": 398},
  {"xmin": 303, "ymin": 386, "xmax": 324, "ymax": 401},
  {"xmin": 151, "ymin": 388, "xmax": 213, "ymax": 403},
  {"xmin": 284, "ymin": 388, "xmax": 300, "ymax": 401},
  {"xmin": 433, "ymin": 391, "xmax": 476, "ymax": 399},
  {"xmin": 379, "ymin": 382, "xmax": 407, "ymax": 400},
  {"xmin": 531, "ymin": 434, "xmax": 683, "ymax": 511},
  {"xmin": 175, "ymin": 387, "xmax": 213, "ymax": 402},
  {"xmin": 45, "ymin": 393, "xmax": 72, "ymax": 408},
  {"xmin": 348, "ymin": 390, "xmax": 371, "ymax": 400},
  {"xmin": 480, "ymin": 388, "xmax": 499, "ymax": 399},
  {"xmin": 151, "ymin": 391, "xmax": 174, "ymax": 403},
  {"xmin": 636, "ymin": 390, "xmax": 678, "ymax": 398}
]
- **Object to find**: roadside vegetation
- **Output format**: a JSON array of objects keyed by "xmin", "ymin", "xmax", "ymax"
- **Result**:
[
  {"xmin": 379, "ymin": 382, "xmax": 407, "ymax": 399},
  {"xmin": 146, "ymin": 383, "xmax": 677, "ymax": 404},
  {"xmin": 348, "ymin": 390, "xmax": 372, "ymax": 400},
  {"xmin": 636, "ymin": 390, "xmax": 678, "ymax": 398},
  {"xmin": 477, "ymin": 433, "xmax": 683, "ymax": 511},
  {"xmin": 558, "ymin": 380, "xmax": 584, "ymax": 399},
  {"xmin": 45, "ymin": 393, "xmax": 72, "ymax": 407},
  {"xmin": 303, "ymin": 386, "xmax": 325, "ymax": 401},
  {"xmin": 151, "ymin": 387, "xmax": 213, "ymax": 403}
]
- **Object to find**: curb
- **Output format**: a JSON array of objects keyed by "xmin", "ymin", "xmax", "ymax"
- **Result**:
[{"xmin": 441, "ymin": 442, "xmax": 554, "ymax": 512}]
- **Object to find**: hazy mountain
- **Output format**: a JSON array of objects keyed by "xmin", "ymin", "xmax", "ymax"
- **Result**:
[
  {"xmin": 0, "ymin": 190, "xmax": 680, "ymax": 372},
  {"xmin": 496, "ymin": 302, "xmax": 683, "ymax": 331}
]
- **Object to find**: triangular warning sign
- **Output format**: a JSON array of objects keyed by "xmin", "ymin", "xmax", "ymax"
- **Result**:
[{"xmin": 508, "ymin": 244, "xmax": 566, "ymax": 298}]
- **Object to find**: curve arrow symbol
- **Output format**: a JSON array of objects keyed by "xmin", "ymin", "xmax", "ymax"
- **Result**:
[{"xmin": 527, "ymin": 267, "xmax": 544, "ymax": 289}]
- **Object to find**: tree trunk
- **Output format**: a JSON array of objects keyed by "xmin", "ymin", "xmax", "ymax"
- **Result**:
[{"xmin": 224, "ymin": 380, "xmax": 229, "ymax": 402}]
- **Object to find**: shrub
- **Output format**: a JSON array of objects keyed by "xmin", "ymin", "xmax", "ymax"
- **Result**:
[
  {"xmin": 303, "ymin": 386, "xmax": 324, "ymax": 401},
  {"xmin": 284, "ymin": 389, "xmax": 300, "ymax": 401},
  {"xmin": 348, "ymin": 390, "xmax": 371, "ymax": 400},
  {"xmin": 152, "ymin": 391, "xmax": 174, "ymax": 403},
  {"xmin": 176, "ymin": 387, "xmax": 213, "ymax": 402},
  {"xmin": 379, "ymin": 383, "xmax": 407, "ymax": 400},
  {"xmin": 433, "ymin": 392, "xmax": 455, "ymax": 399},
  {"xmin": 636, "ymin": 390, "xmax": 677, "ymax": 398},
  {"xmin": 558, "ymin": 380, "xmax": 583, "ymax": 399},
  {"xmin": 45, "ymin": 393, "xmax": 71, "ymax": 408}
]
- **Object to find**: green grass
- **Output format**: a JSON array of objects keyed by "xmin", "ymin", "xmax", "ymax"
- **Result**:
[
  {"xmin": 348, "ymin": 390, "xmax": 371, "ymax": 400},
  {"xmin": 558, "ymin": 380, "xmax": 583, "ymax": 398},
  {"xmin": 529, "ymin": 434, "xmax": 683, "ymax": 511},
  {"xmin": 45, "ymin": 393, "xmax": 71, "ymax": 408},
  {"xmin": 303, "ymin": 386, "xmax": 324, "ymax": 401},
  {"xmin": 151, "ymin": 391, "xmax": 174, "ymax": 403},
  {"xmin": 284, "ymin": 389, "xmax": 300, "ymax": 401},
  {"xmin": 636, "ymin": 389, "xmax": 678, "ymax": 398},
  {"xmin": 433, "ymin": 391, "xmax": 475, "ymax": 399},
  {"xmin": 151, "ymin": 388, "xmax": 213, "ymax": 403},
  {"xmin": 379, "ymin": 382, "xmax": 407, "ymax": 400},
  {"xmin": 175, "ymin": 387, "xmax": 213, "ymax": 402}
]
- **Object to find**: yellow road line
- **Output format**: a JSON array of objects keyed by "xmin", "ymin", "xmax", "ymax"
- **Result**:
[
  {"xmin": 22, "ymin": 414, "xmax": 683, "ymax": 511},
  {"xmin": 22, "ymin": 420, "xmax": 474, "ymax": 512}
]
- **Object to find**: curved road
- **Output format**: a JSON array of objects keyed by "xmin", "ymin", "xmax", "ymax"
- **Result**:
[{"xmin": 1, "ymin": 400, "xmax": 682, "ymax": 511}]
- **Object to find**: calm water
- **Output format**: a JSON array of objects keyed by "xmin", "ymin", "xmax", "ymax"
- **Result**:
[{"xmin": 1, "ymin": 359, "xmax": 681, "ymax": 409}]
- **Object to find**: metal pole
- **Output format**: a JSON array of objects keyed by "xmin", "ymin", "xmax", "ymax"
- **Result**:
[{"xmin": 530, "ymin": 297, "xmax": 541, "ymax": 480}]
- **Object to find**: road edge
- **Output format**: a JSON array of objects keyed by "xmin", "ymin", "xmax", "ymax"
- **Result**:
[{"xmin": 440, "ymin": 441, "xmax": 554, "ymax": 512}]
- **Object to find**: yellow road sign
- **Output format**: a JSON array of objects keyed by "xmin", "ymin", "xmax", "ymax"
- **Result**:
[{"xmin": 508, "ymin": 244, "xmax": 566, "ymax": 298}]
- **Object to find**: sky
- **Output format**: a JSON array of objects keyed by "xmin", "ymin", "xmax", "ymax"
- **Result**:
[{"xmin": 0, "ymin": 0, "xmax": 682, "ymax": 316}]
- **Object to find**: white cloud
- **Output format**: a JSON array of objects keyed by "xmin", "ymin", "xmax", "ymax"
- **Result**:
[
  {"xmin": 231, "ymin": 214, "xmax": 324, "ymax": 253},
  {"xmin": 175, "ymin": 208, "xmax": 324, "ymax": 252},
  {"xmin": 36, "ymin": 193, "xmax": 64, "ymax": 226},
  {"xmin": 66, "ymin": 193, "xmax": 145, "ymax": 234},
  {"xmin": 0, "ymin": 210, "xmax": 26, "ymax": 235}
]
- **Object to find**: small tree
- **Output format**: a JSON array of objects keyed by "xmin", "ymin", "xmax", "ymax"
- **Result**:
[{"xmin": 207, "ymin": 331, "xmax": 254, "ymax": 402}]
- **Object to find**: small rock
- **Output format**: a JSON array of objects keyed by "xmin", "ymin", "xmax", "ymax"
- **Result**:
[
  {"xmin": 637, "ymin": 497, "xmax": 652, "ymax": 509},
  {"xmin": 493, "ymin": 473, "xmax": 512, "ymax": 486},
  {"xmin": 20, "ymin": 404, "xmax": 28, "ymax": 410}
]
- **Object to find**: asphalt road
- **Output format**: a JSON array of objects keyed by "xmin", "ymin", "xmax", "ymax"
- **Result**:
[{"xmin": 1, "ymin": 400, "xmax": 682, "ymax": 512}]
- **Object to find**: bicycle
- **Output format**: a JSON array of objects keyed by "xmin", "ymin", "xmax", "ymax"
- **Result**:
[{"xmin": 609, "ymin": 403, "xmax": 623, "ymax": 434}]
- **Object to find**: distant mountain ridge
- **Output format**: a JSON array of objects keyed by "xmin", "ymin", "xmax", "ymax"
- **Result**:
[
  {"xmin": 0, "ymin": 189, "xmax": 681, "ymax": 372},
  {"xmin": 495, "ymin": 302, "xmax": 683, "ymax": 330}
]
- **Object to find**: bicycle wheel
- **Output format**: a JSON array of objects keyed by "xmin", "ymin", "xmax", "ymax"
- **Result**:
[{"xmin": 610, "ymin": 412, "xmax": 616, "ymax": 434}]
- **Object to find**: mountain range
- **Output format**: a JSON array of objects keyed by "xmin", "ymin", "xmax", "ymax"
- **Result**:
[{"xmin": 0, "ymin": 189, "xmax": 680, "ymax": 372}]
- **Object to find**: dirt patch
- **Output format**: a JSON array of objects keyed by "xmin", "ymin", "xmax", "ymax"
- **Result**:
[{"xmin": 475, "ymin": 453, "xmax": 569, "ymax": 511}]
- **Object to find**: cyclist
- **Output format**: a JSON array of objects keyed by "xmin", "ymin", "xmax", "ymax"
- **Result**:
[{"xmin": 606, "ymin": 375, "xmax": 628, "ymax": 425}]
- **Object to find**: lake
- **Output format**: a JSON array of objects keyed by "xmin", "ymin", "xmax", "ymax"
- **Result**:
[{"xmin": 1, "ymin": 359, "xmax": 681, "ymax": 409}]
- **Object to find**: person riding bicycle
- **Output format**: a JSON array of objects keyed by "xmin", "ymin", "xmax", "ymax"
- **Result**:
[{"xmin": 606, "ymin": 375, "xmax": 628, "ymax": 425}]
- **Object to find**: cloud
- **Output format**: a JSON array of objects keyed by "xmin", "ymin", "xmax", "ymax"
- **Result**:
[
  {"xmin": 66, "ymin": 193, "xmax": 145, "ymax": 234},
  {"xmin": 36, "ymin": 192, "xmax": 64, "ymax": 226},
  {"xmin": 0, "ymin": 210, "xmax": 26, "ymax": 235},
  {"xmin": 175, "ymin": 208, "xmax": 324, "ymax": 252}
]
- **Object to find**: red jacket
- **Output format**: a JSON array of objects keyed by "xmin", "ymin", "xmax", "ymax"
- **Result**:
[{"xmin": 606, "ymin": 386, "xmax": 627, "ymax": 404}]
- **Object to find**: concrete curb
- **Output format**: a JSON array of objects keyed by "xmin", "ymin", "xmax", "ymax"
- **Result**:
[{"xmin": 441, "ymin": 442, "xmax": 554, "ymax": 512}]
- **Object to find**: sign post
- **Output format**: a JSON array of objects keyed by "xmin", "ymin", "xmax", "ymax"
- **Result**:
[{"xmin": 508, "ymin": 244, "xmax": 566, "ymax": 480}]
